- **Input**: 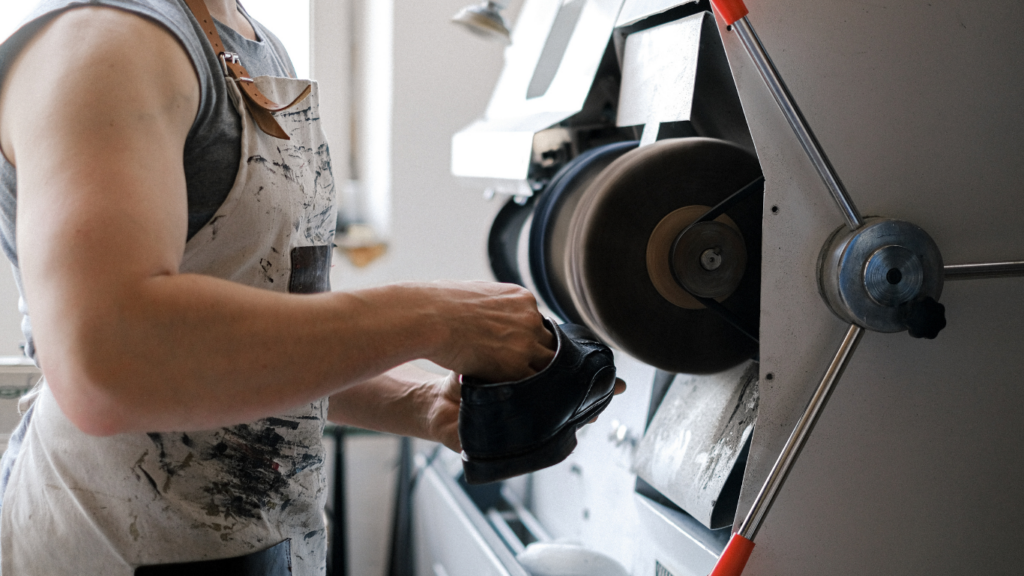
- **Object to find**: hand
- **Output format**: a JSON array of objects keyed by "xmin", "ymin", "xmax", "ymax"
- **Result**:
[
  {"xmin": 425, "ymin": 372, "xmax": 629, "ymax": 451},
  {"xmin": 414, "ymin": 281, "xmax": 556, "ymax": 383},
  {"xmin": 589, "ymin": 377, "xmax": 628, "ymax": 424},
  {"xmin": 425, "ymin": 371, "xmax": 462, "ymax": 452}
]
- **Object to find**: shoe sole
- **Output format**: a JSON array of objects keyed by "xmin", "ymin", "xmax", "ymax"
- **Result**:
[{"xmin": 461, "ymin": 392, "xmax": 615, "ymax": 485}]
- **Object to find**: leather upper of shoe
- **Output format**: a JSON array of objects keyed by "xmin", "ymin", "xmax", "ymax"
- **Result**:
[{"xmin": 459, "ymin": 319, "xmax": 617, "ymax": 458}]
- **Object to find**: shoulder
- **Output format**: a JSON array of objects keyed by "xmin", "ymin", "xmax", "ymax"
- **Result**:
[
  {"xmin": 1, "ymin": 1, "xmax": 211, "ymax": 75},
  {"xmin": 0, "ymin": 6, "xmax": 200, "ymax": 164},
  {"xmin": 16, "ymin": 5, "xmax": 201, "ymax": 87}
]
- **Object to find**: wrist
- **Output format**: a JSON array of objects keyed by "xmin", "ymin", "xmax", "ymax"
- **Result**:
[
  {"xmin": 422, "ymin": 371, "xmax": 462, "ymax": 452},
  {"xmin": 388, "ymin": 282, "xmax": 453, "ymax": 364}
]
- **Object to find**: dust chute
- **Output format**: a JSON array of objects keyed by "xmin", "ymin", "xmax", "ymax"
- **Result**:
[{"xmin": 635, "ymin": 364, "xmax": 758, "ymax": 530}]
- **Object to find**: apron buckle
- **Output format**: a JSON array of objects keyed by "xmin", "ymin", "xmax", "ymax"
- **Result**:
[{"xmin": 218, "ymin": 52, "xmax": 242, "ymax": 76}]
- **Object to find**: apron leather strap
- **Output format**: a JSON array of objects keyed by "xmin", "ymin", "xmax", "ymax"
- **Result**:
[{"xmin": 182, "ymin": 0, "xmax": 311, "ymax": 140}]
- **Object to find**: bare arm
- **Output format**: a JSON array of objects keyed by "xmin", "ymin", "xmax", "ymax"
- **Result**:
[
  {"xmin": 0, "ymin": 8, "xmax": 553, "ymax": 437},
  {"xmin": 328, "ymin": 365, "xmax": 462, "ymax": 452}
]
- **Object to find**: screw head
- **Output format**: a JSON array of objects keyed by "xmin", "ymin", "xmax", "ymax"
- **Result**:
[{"xmin": 700, "ymin": 248, "xmax": 723, "ymax": 271}]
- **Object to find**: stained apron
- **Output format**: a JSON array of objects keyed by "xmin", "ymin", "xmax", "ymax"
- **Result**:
[{"xmin": 0, "ymin": 3, "xmax": 337, "ymax": 573}]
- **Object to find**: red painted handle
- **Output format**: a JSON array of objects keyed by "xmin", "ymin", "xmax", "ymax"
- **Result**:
[
  {"xmin": 709, "ymin": 533, "xmax": 756, "ymax": 576},
  {"xmin": 710, "ymin": 0, "xmax": 749, "ymax": 25}
]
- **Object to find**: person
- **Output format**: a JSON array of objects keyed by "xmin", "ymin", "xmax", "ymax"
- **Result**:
[{"xmin": 0, "ymin": 0, "xmax": 622, "ymax": 573}]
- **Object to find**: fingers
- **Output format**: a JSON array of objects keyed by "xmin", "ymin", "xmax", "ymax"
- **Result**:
[
  {"xmin": 586, "ymin": 380, "xmax": 628, "ymax": 424},
  {"xmin": 527, "ymin": 343, "xmax": 556, "ymax": 373},
  {"xmin": 428, "ymin": 372, "xmax": 462, "ymax": 452},
  {"xmin": 441, "ymin": 430, "xmax": 462, "ymax": 453},
  {"xmin": 441, "ymin": 370, "xmax": 461, "ymax": 402},
  {"xmin": 537, "ymin": 319, "xmax": 557, "ymax": 350},
  {"xmin": 430, "ymin": 281, "xmax": 559, "ymax": 383}
]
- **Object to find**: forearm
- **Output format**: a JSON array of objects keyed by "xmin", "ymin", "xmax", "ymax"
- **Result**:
[
  {"xmin": 38, "ymin": 273, "xmax": 443, "ymax": 436},
  {"xmin": 326, "ymin": 363, "xmax": 443, "ymax": 441}
]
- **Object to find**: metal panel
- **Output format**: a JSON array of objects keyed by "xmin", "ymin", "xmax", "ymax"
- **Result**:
[
  {"xmin": 413, "ymin": 465, "xmax": 529, "ymax": 576},
  {"xmin": 485, "ymin": 0, "xmax": 625, "ymax": 120},
  {"xmin": 616, "ymin": 0, "xmax": 697, "ymax": 27},
  {"xmin": 617, "ymin": 14, "xmax": 703, "ymax": 127},
  {"xmin": 617, "ymin": 12, "xmax": 754, "ymax": 153},
  {"xmin": 529, "ymin": 353, "xmax": 656, "ymax": 574},
  {"xmin": 451, "ymin": 0, "xmax": 626, "ymax": 181},
  {"xmin": 714, "ymin": 1, "xmax": 1024, "ymax": 574},
  {"xmin": 634, "ymin": 494, "xmax": 726, "ymax": 576},
  {"xmin": 633, "ymin": 362, "xmax": 757, "ymax": 529},
  {"xmin": 451, "ymin": 122, "xmax": 540, "ymax": 181}
]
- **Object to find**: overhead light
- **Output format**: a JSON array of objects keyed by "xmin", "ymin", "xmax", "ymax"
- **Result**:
[{"xmin": 451, "ymin": 1, "xmax": 511, "ymax": 44}]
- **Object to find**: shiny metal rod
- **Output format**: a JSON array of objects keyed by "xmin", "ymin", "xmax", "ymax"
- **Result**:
[
  {"xmin": 732, "ymin": 17, "xmax": 863, "ymax": 231},
  {"xmin": 943, "ymin": 261, "xmax": 1024, "ymax": 281},
  {"xmin": 737, "ymin": 324, "xmax": 864, "ymax": 540}
]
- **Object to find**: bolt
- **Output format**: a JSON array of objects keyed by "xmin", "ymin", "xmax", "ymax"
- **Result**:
[{"xmin": 700, "ymin": 248, "xmax": 723, "ymax": 271}]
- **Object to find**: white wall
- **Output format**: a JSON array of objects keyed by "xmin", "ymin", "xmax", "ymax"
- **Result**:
[
  {"xmin": 330, "ymin": 0, "xmax": 522, "ymax": 291},
  {"xmin": 0, "ymin": 1, "xmax": 36, "ymax": 356},
  {"xmin": 0, "ymin": 269, "xmax": 22, "ymax": 357}
]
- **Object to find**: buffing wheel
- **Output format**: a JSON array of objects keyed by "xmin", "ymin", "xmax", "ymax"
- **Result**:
[
  {"xmin": 565, "ymin": 137, "xmax": 762, "ymax": 374},
  {"xmin": 487, "ymin": 195, "xmax": 536, "ymax": 286},
  {"xmin": 529, "ymin": 141, "xmax": 639, "ymax": 323}
]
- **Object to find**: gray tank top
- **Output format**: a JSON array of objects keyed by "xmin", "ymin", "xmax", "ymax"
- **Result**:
[{"xmin": 0, "ymin": 0, "xmax": 297, "ymax": 362}]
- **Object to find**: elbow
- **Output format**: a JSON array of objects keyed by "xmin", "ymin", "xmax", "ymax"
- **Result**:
[
  {"xmin": 46, "ymin": 369, "xmax": 135, "ymax": 437},
  {"xmin": 46, "ymin": 371, "xmax": 134, "ymax": 437},
  {"xmin": 40, "ymin": 331, "xmax": 139, "ymax": 437},
  {"xmin": 61, "ymin": 400, "xmax": 126, "ymax": 437}
]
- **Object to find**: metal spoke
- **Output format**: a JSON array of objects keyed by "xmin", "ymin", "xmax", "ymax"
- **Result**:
[
  {"xmin": 732, "ymin": 17, "xmax": 863, "ymax": 231},
  {"xmin": 737, "ymin": 323, "xmax": 864, "ymax": 541},
  {"xmin": 944, "ymin": 261, "xmax": 1024, "ymax": 281}
]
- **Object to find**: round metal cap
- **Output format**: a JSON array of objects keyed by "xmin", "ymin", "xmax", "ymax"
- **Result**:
[
  {"xmin": 863, "ymin": 245, "xmax": 924, "ymax": 307},
  {"xmin": 671, "ymin": 220, "xmax": 747, "ymax": 300},
  {"xmin": 645, "ymin": 205, "xmax": 741, "ymax": 310},
  {"xmin": 818, "ymin": 218, "xmax": 943, "ymax": 333}
]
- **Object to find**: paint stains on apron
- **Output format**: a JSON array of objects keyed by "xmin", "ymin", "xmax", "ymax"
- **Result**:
[{"xmin": 1, "ymin": 49, "xmax": 337, "ymax": 576}]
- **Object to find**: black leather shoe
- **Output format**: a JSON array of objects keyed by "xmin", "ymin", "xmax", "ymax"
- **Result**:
[{"xmin": 459, "ymin": 319, "xmax": 617, "ymax": 484}]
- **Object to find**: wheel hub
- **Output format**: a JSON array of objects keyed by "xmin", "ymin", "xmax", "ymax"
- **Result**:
[{"xmin": 818, "ymin": 218, "xmax": 943, "ymax": 333}]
